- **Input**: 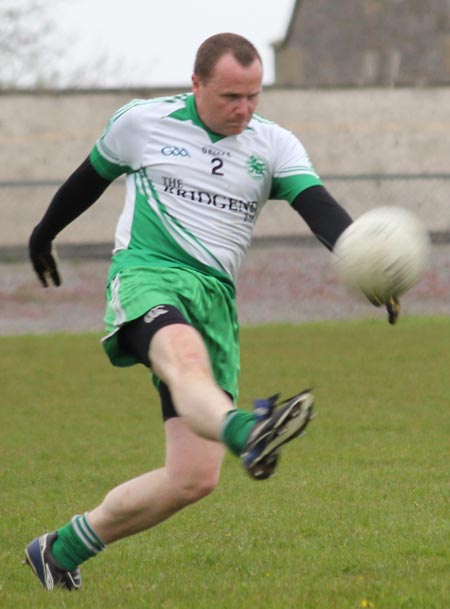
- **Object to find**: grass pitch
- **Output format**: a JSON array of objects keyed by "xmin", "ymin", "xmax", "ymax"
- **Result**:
[{"xmin": 1, "ymin": 317, "xmax": 449, "ymax": 609}]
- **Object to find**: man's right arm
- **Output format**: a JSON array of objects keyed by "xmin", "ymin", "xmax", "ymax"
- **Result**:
[{"xmin": 29, "ymin": 156, "xmax": 113, "ymax": 287}]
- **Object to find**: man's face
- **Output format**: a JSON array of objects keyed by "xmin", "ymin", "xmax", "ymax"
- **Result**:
[{"xmin": 192, "ymin": 53, "xmax": 263, "ymax": 136}]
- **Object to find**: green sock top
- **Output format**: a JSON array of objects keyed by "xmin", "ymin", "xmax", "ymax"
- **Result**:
[
  {"xmin": 51, "ymin": 513, "xmax": 105, "ymax": 571},
  {"xmin": 220, "ymin": 409, "xmax": 256, "ymax": 456}
]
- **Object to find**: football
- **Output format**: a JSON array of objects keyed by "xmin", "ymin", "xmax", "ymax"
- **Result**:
[{"xmin": 333, "ymin": 206, "xmax": 430, "ymax": 302}]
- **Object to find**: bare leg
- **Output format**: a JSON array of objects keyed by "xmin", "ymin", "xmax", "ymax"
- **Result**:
[
  {"xmin": 88, "ymin": 417, "xmax": 225, "ymax": 544},
  {"xmin": 149, "ymin": 324, "xmax": 236, "ymax": 440},
  {"xmin": 88, "ymin": 323, "xmax": 233, "ymax": 543}
]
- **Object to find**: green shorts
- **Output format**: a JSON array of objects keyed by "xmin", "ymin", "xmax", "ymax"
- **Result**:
[{"xmin": 102, "ymin": 266, "xmax": 240, "ymax": 402}]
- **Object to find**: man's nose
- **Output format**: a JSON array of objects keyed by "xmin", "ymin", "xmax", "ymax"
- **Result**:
[{"xmin": 234, "ymin": 98, "xmax": 250, "ymax": 115}]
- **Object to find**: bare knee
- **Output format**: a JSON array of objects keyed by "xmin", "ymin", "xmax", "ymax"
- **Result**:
[
  {"xmin": 164, "ymin": 419, "xmax": 225, "ymax": 505},
  {"xmin": 170, "ymin": 468, "xmax": 220, "ymax": 506}
]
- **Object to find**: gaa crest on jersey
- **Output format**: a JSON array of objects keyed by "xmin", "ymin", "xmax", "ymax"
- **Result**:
[
  {"xmin": 246, "ymin": 155, "xmax": 268, "ymax": 180},
  {"xmin": 161, "ymin": 145, "xmax": 190, "ymax": 157}
]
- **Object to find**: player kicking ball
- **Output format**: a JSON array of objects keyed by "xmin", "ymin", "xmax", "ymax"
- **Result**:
[{"xmin": 24, "ymin": 33, "xmax": 394, "ymax": 591}]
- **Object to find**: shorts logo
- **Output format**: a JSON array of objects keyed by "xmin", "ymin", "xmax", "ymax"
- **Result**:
[
  {"xmin": 144, "ymin": 306, "xmax": 169, "ymax": 323},
  {"xmin": 161, "ymin": 146, "xmax": 190, "ymax": 157}
]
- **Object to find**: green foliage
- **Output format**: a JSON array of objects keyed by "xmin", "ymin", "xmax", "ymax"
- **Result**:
[{"xmin": 1, "ymin": 318, "xmax": 449, "ymax": 608}]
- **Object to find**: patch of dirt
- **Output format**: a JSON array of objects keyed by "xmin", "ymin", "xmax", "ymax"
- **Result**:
[{"xmin": 1, "ymin": 242, "xmax": 449, "ymax": 335}]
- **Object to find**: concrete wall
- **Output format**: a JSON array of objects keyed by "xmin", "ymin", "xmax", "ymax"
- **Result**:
[{"xmin": 1, "ymin": 87, "xmax": 449, "ymax": 248}]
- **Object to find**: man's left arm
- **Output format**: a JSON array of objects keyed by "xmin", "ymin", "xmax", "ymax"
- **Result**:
[
  {"xmin": 291, "ymin": 184, "xmax": 352, "ymax": 250},
  {"xmin": 292, "ymin": 185, "xmax": 400, "ymax": 324}
]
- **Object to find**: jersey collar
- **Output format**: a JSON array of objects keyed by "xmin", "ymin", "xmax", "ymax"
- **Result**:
[{"xmin": 169, "ymin": 94, "xmax": 251, "ymax": 143}]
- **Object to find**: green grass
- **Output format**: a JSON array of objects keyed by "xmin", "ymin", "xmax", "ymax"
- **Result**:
[{"xmin": 1, "ymin": 317, "xmax": 449, "ymax": 609}]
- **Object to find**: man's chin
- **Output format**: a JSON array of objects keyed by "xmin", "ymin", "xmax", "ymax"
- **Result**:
[{"xmin": 224, "ymin": 123, "xmax": 248, "ymax": 136}]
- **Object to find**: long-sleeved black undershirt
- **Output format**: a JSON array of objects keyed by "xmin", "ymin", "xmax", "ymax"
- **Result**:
[
  {"xmin": 291, "ymin": 185, "xmax": 353, "ymax": 250},
  {"xmin": 30, "ymin": 156, "xmax": 112, "ymax": 246}
]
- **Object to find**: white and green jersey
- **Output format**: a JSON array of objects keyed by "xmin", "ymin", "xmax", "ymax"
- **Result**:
[{"xmin": 90, "ymin": 93, "xmax": 322, "ymax": 284}]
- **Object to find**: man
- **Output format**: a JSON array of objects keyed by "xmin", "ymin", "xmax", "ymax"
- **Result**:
[{"xmin": 24, "ymin": 33, "xmax": 398, "ymax": 591}]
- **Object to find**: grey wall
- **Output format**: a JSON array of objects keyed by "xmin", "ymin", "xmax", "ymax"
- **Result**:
[{"xmin": 1, "ymin": 87, "xmax": 449, "ymax": 248}]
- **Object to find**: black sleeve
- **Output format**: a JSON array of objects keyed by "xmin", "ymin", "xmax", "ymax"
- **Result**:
[
  {"xmin": 292, "ymin": 185, "xmax": 353, "ymax": 251},
  {"xmin": 30, "ymin": 156, "xmax": 113, "ymax": 244}
]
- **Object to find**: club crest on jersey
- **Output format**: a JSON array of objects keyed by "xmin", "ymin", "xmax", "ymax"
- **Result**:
[
  {"xmin": 246, "ymin": 155, "xmax": 268, "ymax": 180},
  {"xmin": 144, "ymin": 306, "xmax": 169, "ymax": 323}
]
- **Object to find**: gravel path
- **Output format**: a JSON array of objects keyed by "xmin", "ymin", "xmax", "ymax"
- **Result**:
[{"xmin": 1, "ymin": 241, "xmax": 449, "ymax": 336}]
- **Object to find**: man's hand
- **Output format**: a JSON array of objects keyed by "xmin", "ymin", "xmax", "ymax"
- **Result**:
[
  {"xmin": 29, "ymin": 228, "xmax": 61, "ymax": 287},
  {"xmin": 367, "ymin": 293, "xmax": 400, "ymax": 325},
  {"xmin": 386, "ymin": 296, "xmax": 400, "ymax": 325}
]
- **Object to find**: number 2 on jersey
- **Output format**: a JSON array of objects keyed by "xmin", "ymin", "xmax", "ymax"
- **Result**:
[{"xmin": 211, "ymin": 157, "xmax": 224, "ymax": 176}]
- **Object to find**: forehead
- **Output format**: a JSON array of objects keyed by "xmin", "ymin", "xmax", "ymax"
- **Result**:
[{"xmin": 208, "ymin": 53, "xmax": 263, "ymax": 92}]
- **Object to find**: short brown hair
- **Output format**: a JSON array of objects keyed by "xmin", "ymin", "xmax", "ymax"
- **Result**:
[{"xmin": 194, "ymin": 33, "xmax": 262, "ymax": 82}]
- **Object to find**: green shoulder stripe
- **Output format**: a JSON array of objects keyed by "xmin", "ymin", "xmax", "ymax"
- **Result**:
[
  {"xmin": 252, "ymin": 113, "xmax": 275, "ymax": 125},
  {"xmin": 271, "ymin": 174, "xmax": 323, "ymax": 203},
  {"xmin": 103, "ymin": 94, "xmax": 190, "ymax": 134},
  {"xmin": 90, "ymin": 146, "xmax": 130, "ymax": 181}
]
